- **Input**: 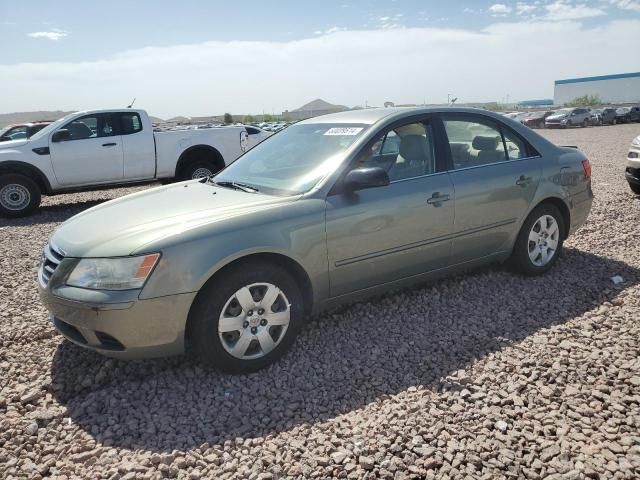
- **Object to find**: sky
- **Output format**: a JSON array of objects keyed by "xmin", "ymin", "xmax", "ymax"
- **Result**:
[{"xmin": 1, "ymin": 0, "xmax": 639, "ymax": 119}]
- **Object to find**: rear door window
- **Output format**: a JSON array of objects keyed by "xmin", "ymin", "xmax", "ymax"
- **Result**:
[{"xmin": 118, "ymin": 112, "xmax": 143, "ymax": 135}]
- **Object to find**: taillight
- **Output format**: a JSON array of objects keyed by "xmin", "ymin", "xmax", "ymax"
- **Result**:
[{"xmin": 582, "ymin": 159, "xmax": 591, "ymax": 178}]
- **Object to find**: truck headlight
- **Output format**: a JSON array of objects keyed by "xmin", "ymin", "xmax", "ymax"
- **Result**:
[{"xmin": 66, "ymin": 253, "xmax": 160, "ymax": 290}]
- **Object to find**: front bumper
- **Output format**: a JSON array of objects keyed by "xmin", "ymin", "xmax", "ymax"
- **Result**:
[{"xmin": 39, "ymin": 282, "xmax": 197, "ymax": 359}]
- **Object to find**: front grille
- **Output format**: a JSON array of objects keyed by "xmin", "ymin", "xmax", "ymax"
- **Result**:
[{"xmin": 40, "ymin": 243, "xmax": 64, "ymax": 286}]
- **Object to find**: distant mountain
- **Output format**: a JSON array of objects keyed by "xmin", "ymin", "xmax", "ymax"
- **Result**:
[
  {"xmin": 0, "ymin": 111, "xmax": 165, "ymax": 127},
  {"xmin": 292, "ymin": 99, "xmax": 348, "ymax": 112},
  {"xmin": 0, "ymin": 111, "xmax": 74, "ymax": 128}
]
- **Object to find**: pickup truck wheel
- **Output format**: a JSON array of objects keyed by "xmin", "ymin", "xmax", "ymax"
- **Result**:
[
  {"xmin": 180, "ymin": 161, "xmax": 219, "ymax": 181},
  {"xmin": 509, "ymin": 204, "xmax": 565, "ymax": 276},
  {"xmin": 0, "ymin": 174, "xmax": 41, "ymax": 217},
  {"xmin": 190, "ymin": 261, "xmax": 304, "ymax": 373}
]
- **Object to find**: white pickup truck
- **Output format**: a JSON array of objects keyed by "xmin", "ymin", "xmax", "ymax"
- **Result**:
[{"xmin": 0, "ymin": 108, "xmax": 269, "ymax": 217}]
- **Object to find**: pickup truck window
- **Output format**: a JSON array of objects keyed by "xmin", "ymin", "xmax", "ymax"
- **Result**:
[
  {"xmin": 119, "ymin": 112, "xmax": 142, "ymax": 135},
  {"xmin": 63, "ymin": 113, "xmax": 116, "ymax": 140}
]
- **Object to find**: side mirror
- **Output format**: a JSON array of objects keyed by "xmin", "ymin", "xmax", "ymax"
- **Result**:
[
  {"xmin": 52, "ymin": 129, "xmax": 71, "ymax": 142},
  {"xmin": 343, "ymin": 167, "xmax": 390, "ymax": 191}
]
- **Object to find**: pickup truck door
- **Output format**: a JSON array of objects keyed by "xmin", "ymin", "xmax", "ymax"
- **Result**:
[
  {"xmin": 49, "ymin": 113, "xmax": 124, "ymax": 186},
  {"xmin": 117, "ymin": 111, "xmax": 156, "ymax": 179}
]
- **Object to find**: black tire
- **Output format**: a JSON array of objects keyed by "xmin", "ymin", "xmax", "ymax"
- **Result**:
[
  {"xmin": 179, "ymin": 160, "xmax": 221, "ymax": 181},
  {"xmin": 612, "ymin": 119, "xmax": 617, "ymax": 125},
  {"xmin": 582, "ymin": 119, "xmax": 588, "ymax": 128},
  {"xmin": 509, "ymin": 203, "xmax": 565, "ymax": 276},
  {"xmin": 629, "ymin": 183, "xmax": 640, "ymax": 195},
  {"xmin": 190, "ymin": 261, "xmax": 304, "ymax": 373},
  {"xmin": 0, "ymin": 174, "xmax": 41, "ymax": 217}
]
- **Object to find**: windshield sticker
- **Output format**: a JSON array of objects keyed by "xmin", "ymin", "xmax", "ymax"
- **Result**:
[{"xmin": 324, "ymin": 127, "xmax": 364, "ymax": 136}]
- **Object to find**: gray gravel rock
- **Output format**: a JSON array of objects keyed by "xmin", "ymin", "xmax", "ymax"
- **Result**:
[{"xmin": 1, "ymin": 127, "xmax": 640, "ymax": 479}]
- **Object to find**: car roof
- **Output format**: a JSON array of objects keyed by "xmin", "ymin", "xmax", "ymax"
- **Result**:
[{"xmin": 298, "ymin": 106, "xmax": 510, "ymax": 125}]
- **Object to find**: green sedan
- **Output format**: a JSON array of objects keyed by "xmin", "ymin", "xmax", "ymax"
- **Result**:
[{"xmin": 39, "ymin": 107, "xmax": 593, "ymax": 372}]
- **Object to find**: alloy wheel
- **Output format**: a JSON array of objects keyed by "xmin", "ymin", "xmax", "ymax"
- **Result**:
[
  {"xmin": 191, "ymin": 167, "xmax": 213, "ymax": 179},
  {"xmin": 528, "ymin": 215, "xmax": 560, "ymax": 267}
]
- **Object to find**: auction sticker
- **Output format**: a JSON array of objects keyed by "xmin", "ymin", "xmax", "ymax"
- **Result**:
[{"xmin": 324, "ymin": 127, "xmax": 364, "ymax": 136}]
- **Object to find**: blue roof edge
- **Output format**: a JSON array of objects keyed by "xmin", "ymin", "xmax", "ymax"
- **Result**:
[{"xmin": 555, "ymin": 72, "xmax": 640, "ymax": 85}]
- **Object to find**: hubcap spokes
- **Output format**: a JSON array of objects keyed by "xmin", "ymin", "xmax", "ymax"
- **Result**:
[
  {"xmin": 0, "ymin": 184, "xmax": 30, "ymax": 211},
  {"xmin": 192, "ymin": 168, "xmax": 213, "ymax": 179},
  {"xmin": 218, "ymin": 282, "xmax": 291, "ymax": 360},
  {"xmin": 528, "ymin": 215, "xmax": 559, "ymax": 266}
]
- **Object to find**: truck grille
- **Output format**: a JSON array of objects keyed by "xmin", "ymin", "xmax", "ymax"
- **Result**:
[{"xmin": 40, "ymin": 243, "xmax": 64, "ymax": 286}]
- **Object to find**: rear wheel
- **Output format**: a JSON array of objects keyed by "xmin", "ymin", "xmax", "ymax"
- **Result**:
[
  {"xmin": 180, "ymin": 160, "xmax": 220, "ymax": 181},
  {"xmin": 629, "ymin": 183, "xmax": 640, "ymax": 195},
  {"xmin": 509, "ymin": 204, "xmax": 565, "ymax": 276},
  {"xmin": 0, "ymin": 174, "xmax": 41, "ymax": 217},
  {"xmin": 190, "ymin": 261, "xmax": 304, "ymax": 373}
]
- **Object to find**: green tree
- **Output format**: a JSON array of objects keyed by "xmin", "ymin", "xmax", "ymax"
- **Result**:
[
  {"xmin": 565, "ymin": 95, "xmax": 602, "ymax": 107},
  {"xmin": 262, "ymin": 114, "xmax": 273, "ymax": 122},
  {"xmin": 223, "ymin": 112, "xmax": 233, "ymax": 123},
  {"xmin": 242, "ymin": 115, "xmax": 256, "ymax": 123},
  {"xmin": 483, "ymin": 102, "xmax": 506, "ymax": 112}
]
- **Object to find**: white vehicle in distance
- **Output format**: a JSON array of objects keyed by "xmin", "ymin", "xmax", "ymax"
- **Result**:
[{"xmin": 0, "ymin": 108, "xmax": 262, "ymax": 217}]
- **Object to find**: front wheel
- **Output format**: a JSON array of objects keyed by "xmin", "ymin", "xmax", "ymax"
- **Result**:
[
  {"xmin": 0, "ymin": 174, "xmax": 41, "ymax": 217},
  {"xmin": 509, "ymin": 204, "xmax": 565, "ymax": 276},
  {"xmin": 630, "ymin": 183, "xmax": 640, "ymax": 195},
  {"xmin": 190, "ymin": 261, "xmax": 304, "ymax": 373}
]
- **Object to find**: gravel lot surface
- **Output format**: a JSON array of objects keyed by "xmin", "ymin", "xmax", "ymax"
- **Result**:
[{"xmin": 1, "ymin": 124, "xmax": 639, "ymax": 479}]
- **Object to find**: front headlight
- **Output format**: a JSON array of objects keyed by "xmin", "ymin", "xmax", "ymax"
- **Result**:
[
  {"xmin": 66, "ymin": 253, "xmax": 160, "ymax": 290},
  {"xmin": 632, "ymin": 136, "xmax": 640, "ymax": 147}
]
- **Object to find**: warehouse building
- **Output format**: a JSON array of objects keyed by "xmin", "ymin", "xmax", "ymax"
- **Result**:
[{"xmin": 554, "ymin": 72, "xmax": 640, "ymax": 105}]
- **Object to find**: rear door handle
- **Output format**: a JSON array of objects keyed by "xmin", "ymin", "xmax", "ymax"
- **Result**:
[
  {"xmin": 516, "ymin": 175, "xmax": 531, "ymax": 187},
  {"xmin": 427, "ymin": 192, "xmax": 450, "ymax": 206},
  {"xmin": 102, "ymin": 142, "xmax": 117, "ymax": 147}
]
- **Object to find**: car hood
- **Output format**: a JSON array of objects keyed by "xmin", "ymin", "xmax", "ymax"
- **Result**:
[
  {"xmin": 0, "ymin": 139, "xmax": 29, "ymax": 150},
  {"xmin": 546, "ymin": 114, "xmax": 567, "ymax": 120},
  {"xmin": 51, "ymin": 181, "xmax": 297, "ymax": 257}
]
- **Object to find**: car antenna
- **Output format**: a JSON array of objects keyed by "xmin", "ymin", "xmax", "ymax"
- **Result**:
[{"xmin": 127, "ymin": 97, "xmax": 136, "ymax": 109}]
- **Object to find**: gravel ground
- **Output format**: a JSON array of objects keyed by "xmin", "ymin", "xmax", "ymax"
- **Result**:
[{"xmin": 1, "ymin": 124, "xmax": 639, "ymax": 480}]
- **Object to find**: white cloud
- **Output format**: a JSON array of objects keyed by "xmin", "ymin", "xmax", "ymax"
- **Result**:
[
  {"xmin": 516, "ymin": 2, "xmax": 538, "ymax": 15},
  {"xmin": 544, "ymin": 1, "xmax": 606, "ymax": 20},
  {"xmin": 610, "ymin": 0, "xmax": 640, "ymax": 12},
  {"xmin": 27, "ymin": 30, "xmax": 68, "ymax": 41},
  {"xmin": 489, "ymin": 4, "xmax": 513, "ymax": 16},
  {"xmin": 2, "ymin": 20, "xmax": 639, "ymax": 118}
]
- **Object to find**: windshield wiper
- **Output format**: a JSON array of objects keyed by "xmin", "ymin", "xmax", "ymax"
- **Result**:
[{"xmin": 210, "ymin": 180, "xmax": 259, "ymax": 193}]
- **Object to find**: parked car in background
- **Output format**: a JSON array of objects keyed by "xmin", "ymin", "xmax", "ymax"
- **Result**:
[
  {"xmin": 0, "ymin": 108, "xmax": 262, "ymax": 217},
  {"xmin": 38, "ymin": 107, "xmax": 593, "ymax": 372},
  {"xmin": 545, "ymin": 108, "xmax": 591, "ymax": 128},
  {"xmin": 616, "ymin": 107, "xmax": 631, "ymax": 123},
  {"xmin": 0, "ymin": 122, "xmax": 52, "ymax": 142},
  {"xmin": 594, "ymin": 107, "xmax": 618, "ymax": 125},
  {"xmin": 625, "ymin": 135, "xmax": 640, "ymax": 195},
  {"xmin": 522, "ymin": 111, "xmax": 554, "ymax": 129},
  {"xmin": 629, "ymin": 106, "xmax": 640, "ymax": 122},
  {"xmin": 243, "ymin": 125, "xmax": 273, "ymax": 144}
]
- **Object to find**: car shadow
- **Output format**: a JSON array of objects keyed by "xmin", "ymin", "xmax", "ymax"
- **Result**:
[{"xmin": 50, "ymin": 248, "xmax": 639, "ymax": 452}]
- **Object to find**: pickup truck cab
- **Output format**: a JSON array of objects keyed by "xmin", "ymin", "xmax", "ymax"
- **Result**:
[{"xmin": 0, "ymin": 108, "xmax": 258, "ymax": 217}]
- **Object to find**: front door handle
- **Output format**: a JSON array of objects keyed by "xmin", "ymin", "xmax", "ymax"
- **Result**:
[
  {"xmin": 427, "ymin": 192, "xmax": 451, "ymax": 206},
  {"xmin": 516, "ymin": 175, "xmax": 531, "ymax": 187},
  {"xmin": 102, "ymin": 142, "xmax": 117, "ymax": 147}
]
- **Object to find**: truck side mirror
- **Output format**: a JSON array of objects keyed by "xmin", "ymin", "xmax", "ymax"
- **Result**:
[{"xmin": 52, "ymin": 129, "xmax": 71, "ymax": 142}]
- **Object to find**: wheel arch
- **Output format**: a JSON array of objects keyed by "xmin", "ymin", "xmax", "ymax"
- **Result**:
[
  {"xmin": 184, "ymin": 251, "xmax": 314, "ymax": 343},
  {"xmin": 175, "ymin": 145, "xmax": 225, "ymax": 178},
  {"xmin": 0, "ymin": 161, "xmax": 52, "ymax": 194}
]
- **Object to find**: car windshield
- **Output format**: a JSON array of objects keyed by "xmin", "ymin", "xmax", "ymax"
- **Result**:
[
  {"xmin": 617, "ymin": 107, "xmax": 630, "ymax": 113},
  {"xmin": 214, "ymin": 122, "xmax": 368, "ymax": 195},
  {"xmin": 29, "ymin": 113, "xmax": 77, "ymax": 140},
  {"xmin": 554, "ymin": 109, "xmax": 573, "ymax": 115}
]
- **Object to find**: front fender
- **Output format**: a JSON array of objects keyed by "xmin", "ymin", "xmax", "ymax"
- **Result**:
[{"xmin": 138, "ymin": 198, "xmax": 330, "ymax": 306}]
